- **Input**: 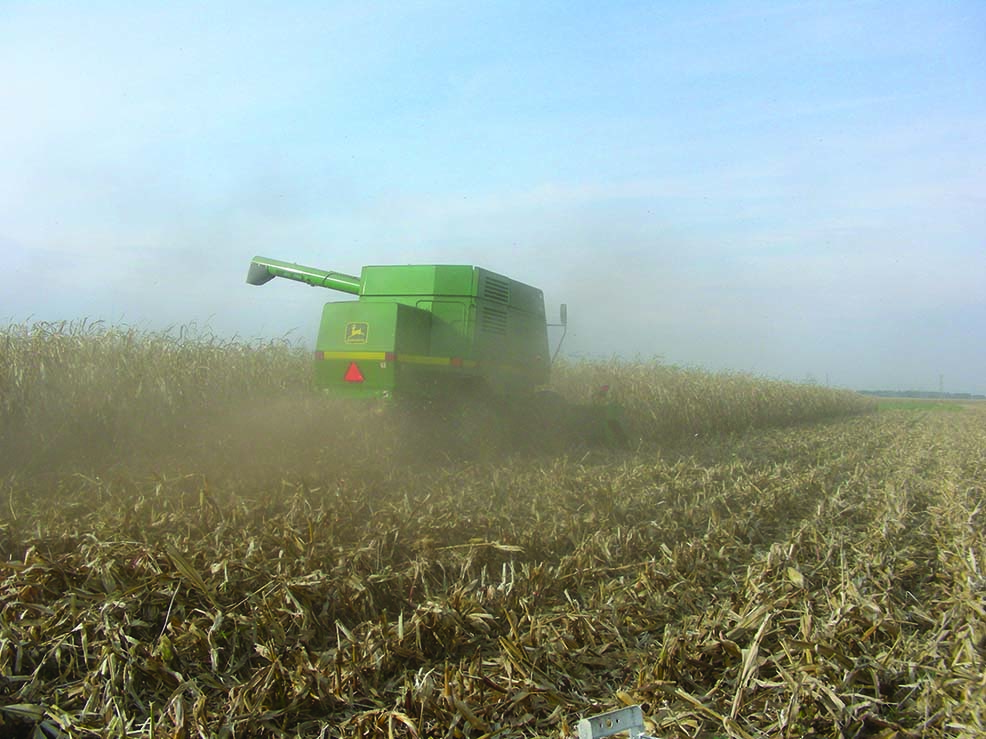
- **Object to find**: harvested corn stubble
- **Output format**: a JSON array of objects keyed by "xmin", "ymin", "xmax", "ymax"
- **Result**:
[{"xmin": 1, "ymin": 322, "xmax": 982, "ymax": 738}]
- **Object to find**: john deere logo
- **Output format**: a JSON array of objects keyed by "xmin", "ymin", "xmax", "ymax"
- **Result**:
[{"xmin": 344, "ymin": 322, "xmax": 368, "ymax": 344}]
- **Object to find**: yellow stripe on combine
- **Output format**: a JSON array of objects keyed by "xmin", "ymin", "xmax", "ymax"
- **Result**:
[
  {"xmin": 396, "ymin": 354, "xmax": 447, "ymax": 366},
  {"xmin": 317, "ymin": 350, "xmax": 477, "ymax": 368},
  {"xmin": 320, "ymin": 351, "xmax": 388, "ymax": 361},
  {"xmin": 400, "ymin": 355, "xmax": 479, "ymax": 368},
  {"xmin": 397, "ymin": 354, "xmax": 462, "ymax": 367}
]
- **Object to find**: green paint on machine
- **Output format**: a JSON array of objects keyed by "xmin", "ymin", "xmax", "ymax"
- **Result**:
[
  {"xmin": 247, "ymin": 256, "xmax": 549, "ymax": 400},
  {"xmin": 246, "ymin": 255, "xmax": 628, "ymax": 446}
]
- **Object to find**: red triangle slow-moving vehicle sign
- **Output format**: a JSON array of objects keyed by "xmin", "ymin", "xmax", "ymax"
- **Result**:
[{"xmin": 343, "ymin": 362, "xmax": 364, "ymax": 383}]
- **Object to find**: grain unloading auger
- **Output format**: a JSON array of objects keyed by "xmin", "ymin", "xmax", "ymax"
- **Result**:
[{"xmin": 247, "ymin": 255, "xmax": 628, "ymax": 449}]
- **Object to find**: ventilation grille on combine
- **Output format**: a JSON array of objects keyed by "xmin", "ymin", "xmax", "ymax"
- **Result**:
[
  {"xmin": 483, "ymin": 278, "xmax": 510, "ymax": 304},
  {"xmin": 481, "ymin": 306, "xmax": 508, "ymax": 335}
]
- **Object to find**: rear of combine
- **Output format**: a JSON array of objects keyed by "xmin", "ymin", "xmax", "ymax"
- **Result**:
[{"xmin": 247, "ymin": 255, "xmax": 627, "ymax": 448}]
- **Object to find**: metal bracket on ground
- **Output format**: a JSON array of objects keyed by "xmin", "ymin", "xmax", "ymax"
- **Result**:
[{"xmin": 576, "ymin": 705, "xmax": 657, "ymax": 739}]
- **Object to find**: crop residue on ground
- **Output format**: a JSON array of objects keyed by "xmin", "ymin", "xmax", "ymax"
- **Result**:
[{"xmin": 1, "ymin": 322, "xmax": 982, "ymax": 738}]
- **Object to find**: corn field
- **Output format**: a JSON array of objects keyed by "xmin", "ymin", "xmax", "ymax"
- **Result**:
[{"xmin": 1, "ymin": 321, "xmax": 983, "ymax": 738}]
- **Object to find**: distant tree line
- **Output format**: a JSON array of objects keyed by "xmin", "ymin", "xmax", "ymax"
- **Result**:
[{"xmin": 859, "ymin": 390, "xmax": 986, "ymax": 400}]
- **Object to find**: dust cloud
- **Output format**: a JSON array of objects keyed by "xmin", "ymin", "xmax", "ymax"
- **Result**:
[{"xmin": 2, "ymin": 388, "xmax": 577, "ymax": 494}]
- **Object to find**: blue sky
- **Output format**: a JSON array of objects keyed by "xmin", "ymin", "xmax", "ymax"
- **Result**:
[{"xmin": 3, "ymin": 1, "xmax": 984, "ymax": 392}]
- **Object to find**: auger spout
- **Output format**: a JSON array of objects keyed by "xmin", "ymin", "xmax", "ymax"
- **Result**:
[{"xmin": 246, "ymin": 256, "xmax": 361, "ymax": 295}]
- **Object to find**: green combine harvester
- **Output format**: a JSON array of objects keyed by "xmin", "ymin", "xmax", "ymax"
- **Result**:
[{"xmin": 246, "ymin": 256, "xmax": 627, "ymax": 448}]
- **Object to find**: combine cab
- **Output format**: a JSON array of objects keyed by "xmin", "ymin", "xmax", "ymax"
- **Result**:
[{"xmin": 247, "ymin": 256, "xmax": 627, "ymax": 449}]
